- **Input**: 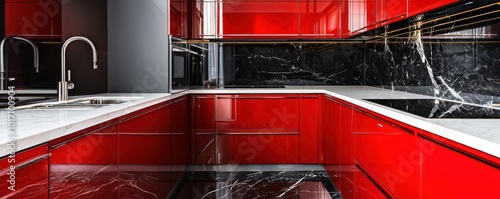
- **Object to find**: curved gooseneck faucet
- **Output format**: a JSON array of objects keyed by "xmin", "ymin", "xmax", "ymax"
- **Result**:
[
  {"xmin": 0, "ymin": 36, "xmax": 39, "ymax": 90},
  {"xmin": 58, "ymin": 36, "xmax": 98, "ymax": 101}
]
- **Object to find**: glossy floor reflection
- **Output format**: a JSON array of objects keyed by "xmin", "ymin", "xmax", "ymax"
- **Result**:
[{"xmin": 169, "ymin": 165, "xmax": 340, "ymax": 199}]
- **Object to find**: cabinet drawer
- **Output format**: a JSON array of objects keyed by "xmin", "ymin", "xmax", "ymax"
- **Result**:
[{"xmin": 354, "ymin": 109, "xmax": 420, "ymax": 199}]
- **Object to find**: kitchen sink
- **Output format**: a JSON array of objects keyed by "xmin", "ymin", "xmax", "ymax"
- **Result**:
[{"xmin": 15, "ymin": 96, "xmax": 143, "ymax": 111}]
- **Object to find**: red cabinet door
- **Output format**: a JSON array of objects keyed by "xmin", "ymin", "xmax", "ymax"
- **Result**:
[
  {"xmin": 0, "ymin": 144, "xmax": 49, "ymax": 199},
  {"xmin": 354, "ymin": 166, "xmax": 387, "ymax": 199},
  {"xmin": 299, "ymin": 94, "xmax": 321, "ymax": 163},
  {"xmin": 217, "ymin": 134, "xmax": 299, "ymax": 164},
  {"xmin": 323, "ymin": 96, "xmax": 355, "ymax": 198},
  {"xmin": 158, "ymin": 102, "xmax": 172, "ymax": 198},
  {"xmin": 170, "ymin": 0, "xmax": 188, "ymax": 38},
  {"xmin": 299, "ymin": 0, "xmax": 344, "ymax": 38},
  {"xmin": 192, "ymin": 95, "xmax": 216, "ymax": 164},
  {"xmin": 222, "ymin": 0, "xmax": 300, "ymax": 38},
  {"xmin": 49, "ymin": 123, "xmax": 118, "ymax": 198},
  {"xmin": 5, "ymin": 0, "xmax": 61, "ymax": 38},
  {"xmin": 379, "ymin": 0, "xmax": 407, "ymax": 25},
  {"xmin": 421, "ymin": 136, "xmax": 500, "ymax": 198},
  {"xmin": 119, "ymin": 105, "xmax": 166, "ymax": 199},
  {"xmin": 407, "ymin": 0, "xmax": 458, "ymax": 18},
  {"xmin": 354, "ymin": 108, "xmax": 420, "ymax": 199},
  {"xmin": 215, "ymin": 94, "xmax": 300, "ymax": 134},
  {"xmin": 170, "ymin": 96, "xmax": 190, "ymax": 188}
]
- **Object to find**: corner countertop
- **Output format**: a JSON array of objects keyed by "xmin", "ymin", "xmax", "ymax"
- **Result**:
[{"xmin": 1, "ymin": 86, "xmax": 498, "ymax": 159}]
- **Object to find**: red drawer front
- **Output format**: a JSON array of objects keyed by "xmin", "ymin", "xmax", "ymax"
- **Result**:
[
  {"xmin": 0, "ymin": 144, "xmax": 49, "ymax": 199},
  {"xmin": 217, "ymin": 134, "xmax": 299, "ymax": 164},
  {"xmin": 215, "ymin": 94, "xmax": 299, "ymax": 134},
  {"xmin": 354, "ymin": 109, "xmax": 420, "ymax": 199}
]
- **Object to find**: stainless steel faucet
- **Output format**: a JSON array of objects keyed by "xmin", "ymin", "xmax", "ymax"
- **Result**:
[
  {"xmin": 0, "ymin": 36, "xmax": 39, "ymax": 90},
  {"xmin": 58, "ymin": 36, "xmax": 98, "ymax": 101}
]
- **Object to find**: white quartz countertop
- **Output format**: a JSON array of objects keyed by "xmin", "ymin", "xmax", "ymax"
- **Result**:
[{"xmin": 1, "ymin": 86, "xmax": 499, "ymax": 159}]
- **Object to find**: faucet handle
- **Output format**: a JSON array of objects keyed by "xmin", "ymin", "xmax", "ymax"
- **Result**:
[
  {"xmin": 8, "ymin": 77, "xmax": 15, "ymax": 81},
  {"xmin": 67, "ymin": 70, "xmax": 75, "ymax": 90}
]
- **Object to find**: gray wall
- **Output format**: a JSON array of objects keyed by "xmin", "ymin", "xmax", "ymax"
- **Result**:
[
  {"xmin": 108, "ymin": 0, "xmax": 170, "ymax": 93},
  {"xmin": 62, "ymin": 0, "xmax": 108, "ymax": 95}
]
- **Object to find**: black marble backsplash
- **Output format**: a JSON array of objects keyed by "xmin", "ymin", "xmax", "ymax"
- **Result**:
[{"xmin": 222, "ymin": 27, "xmax": 500, "ymax": 104}]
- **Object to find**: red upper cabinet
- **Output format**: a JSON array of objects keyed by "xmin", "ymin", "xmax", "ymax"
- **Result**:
[
  {"xmin": 222, "ymin": 0, "xmax": 300, "ymax": 38},
  {"xmin": 407, "ymin": 0, "xmax": 458, "ymax": 18},
  {"xmin": 299, "ymin": 0, "xmax": 346, "ymax": 38},
  {"xmin": 420, "ymin": 134, "xmax": 500, "ymax": 198},
  {"xmin": 170, "ymin": 0, "xmax": 189, "ymax": 38},
  {"xmin": 5, "ymin": 0, "xmax": 62, "ymax": 38},
  {"xmin": 0, "ymin": 144, "xmax": 49, "ymax": 199},
  {"xmin": 379, "ymin": 0, "xmax": 407, "ymax": 25}
]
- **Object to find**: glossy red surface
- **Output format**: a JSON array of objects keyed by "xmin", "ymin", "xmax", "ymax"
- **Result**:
[
  {"xmin": 215, "ymin": 94, "xmax": 299, "ymax": 134},
  {"xmin": 49, "ymin": 124, "xmax": 118, "ymax": 198},
  {"xmin": 354, "ymin": 167, "xmax": 387, "ymax": 199},
  {"xmin": 299, "ymin": 94, "xmax": 320, "ymax": 163},
  {"xmin": 192, "ymin": 95, "xmax": 216, "ymax": 164},
  {"xmin": 407, "ymin": 0, "xmax": 458, "ymax": 18},
  {"xmin": 421, "ymin": 137, "xmax": 500, "ymax": 198},
  {"xmin": 170, "ymin": 0, "xmax": 189, "ymax": 38},
  {"xmin": 222, "ymin": 1, "xmax": 300, "ymax": 38},
  {"xmin": 5, "ymin": 1, "xmax": 61, "ymax": 38},
  {"xmin": 354, "ymin": 108, "xmax": 420, "ymax": 199},
  {"xmin": 379, "ymin": 0, "xmax": 407, "ymax": 25},
  {"xmin": 0, "ymin": 144, "xmax": 49, "ymax": 199},
  {"xmin": 299, "ymin": 1, "xmax": 344, "ymax": 38},
  {"xmin": 170, "ymin": 97, "xmax": 190, "ymax": 187},
  {"xmin": 119, "ymin": 105, "xmax": 165, "ymax": 198},
  {"xmin": 323, "ymin": 96, "xmax": 355, "ymax": 198},
  {"xmin": 217, "ymin": 134, "xmax": 299, "ymax": 164}
]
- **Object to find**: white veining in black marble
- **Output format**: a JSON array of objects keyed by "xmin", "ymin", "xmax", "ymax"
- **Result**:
[{"xmin": 170, "ymin": 170, "xmax": 340, "ymax": 199}]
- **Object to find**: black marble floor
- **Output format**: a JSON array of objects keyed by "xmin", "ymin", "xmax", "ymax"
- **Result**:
[{"xmin": 168, "ymin": 165, "xmax": 341, "ymax": 199}]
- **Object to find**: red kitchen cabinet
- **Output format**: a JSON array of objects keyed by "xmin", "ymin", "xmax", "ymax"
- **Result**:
[
  {"xmin": 421, "ymin": 135, "xmax": 500, "ymax": 198},
  {"xmin": 192, "ymin": 95, "xmax": 216, "ymax": 164},
  {"xmin": 215, "ymin": 94, "xmax": 300, "ymax": 164},
  {"xmin": 5, "ymin": 0, "xmax": 61, "ymax": 38},
  {"xmin": 299, "ymin": 94, "xmax": 321, "ymax": 163},
  {"xmin": 354, "ymin": 166, "xmax": 387, "ymax": 199},
  {"xmin": 170, "ymin": 96, "xmax": 190, "ymax": 189},
  {"xmin": 299, "ymin": 0, "xmax": 346, "ymax": 38},
  {"xmin": 49, "ymin": 122, "xmax": 118, "ymax": 198},
  {"xmin": 323, "ymin": 96, "xmax": 355, "ymax": 198},
  {"xmin": 221, "ymin": 0, "xmax": 300, "ymax": 38},
  {"xmin": 215, "ymin": 94, "xmax": 300, "ymax": 134},
  {"xmin": 170, "ymin": 0, "xmax": 189, "ymax": 38},
  {"xmin": 407, "ymin": 0, "xmax": 458, "ymax": 18},
  {"xmin": 217, "ymin": 134, "xmax": 299, "ymax": 164},
  {"xmin": 158, "ymin": 102, "xmax": 172, "ymax": 198},
  {"xmin": 353, "ymin": 107, "xmax": 420, "ymax": 199},
  {"xmin": 0, "ymin": 144, "xmax": 49, "ymax": 199},
  {"xmin": 119, "ymin": 104, "xmax": 170, "ymax": 199},
  {"xmin": 379, "ymin": 0, "xmax": 407, "ymax": 26},
  {"xmin": 190, "ymin": 0, "xmax": 204, "ymax": 39}
]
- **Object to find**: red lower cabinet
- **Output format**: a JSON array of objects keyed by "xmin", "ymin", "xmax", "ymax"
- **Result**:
[
  {"xmin": 354, "ymin": 108, "xmax": 420, "ymax": 199},
  {"xmin": 323, "ymin": 96, "xmax": 355, "ymax": 199},
  {"xmin": 192, "ymin": 95, "xmax": 216, "ymax": 164},
  {"xmin": 217, "ymin": 134, "xmax": 299, "ymax": 164},
  {"xmin": 170, "ymin": 96, "xmax": 190, "ymax": 190},
  {"xmin": 421, "ymin": 136, "xmax": 500, "ymax": 198},
  {"xmin": 0, "ymin": 144, "xmax": 49, "ymax": 199},
  {"xmin": 49, "ymin": 123, "xmax": 118, "ymax": 198},
  {"xmin": 299, "ymin": 94, "xmax": 321, "ymax": 163},
  {"xmin": 118, "ymin": 104, "xmax": 170, "ymax": 199},
  {"xmin": 354, "ymin": 166, "xmax": 386, "ymax": 199}
]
